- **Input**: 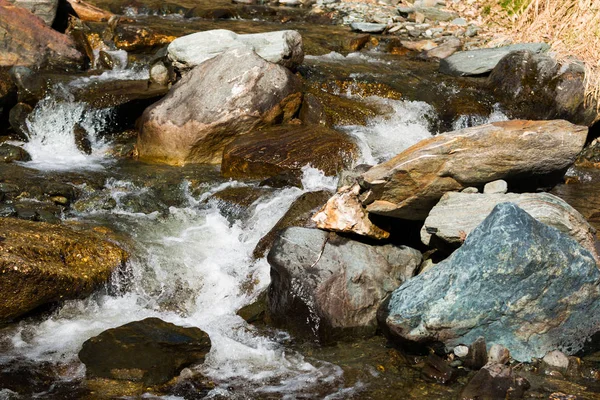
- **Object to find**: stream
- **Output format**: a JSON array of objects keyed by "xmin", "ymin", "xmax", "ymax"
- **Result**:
[{"xmin": 2, "ymin": 1, "xmax": 600, "ymax": 399}]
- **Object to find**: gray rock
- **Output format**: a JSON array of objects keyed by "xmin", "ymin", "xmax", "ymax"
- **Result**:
[
  {"xmin": 420, "ymin": 191, "xmax": 599, "ymax": 263},
  {"xmin": 350, "ymin": 22, "xmax": 387, "ymax": 33},
  {"xmin": 542, "ymin": 350, "xmax": 569, "ymax": 370},
  {"xmin": 7, "ymin": 0, "xmax": 58, "ymax": 25},
  {"xmin": 415, "ymin": 6, "xmax": 457, "ymax": 22},
  {"xmin": 138, "ymin": 48, "xmax": 302, "ymax": 165},
  {"xmin": 267, "ymin": 227, "xmax": 421, "ymax": 339},
  {"xmin": 439, "ymin": 43, "xmax": 549, "ymax": 76},
  {"xmin": 383, "ymin": 203, "xmax": 600, "ymax": 361},
  {"xmin": 454, "ymin": 345, "xmax": 469, "ymax": 358},
  {"xmin": 483, "ymin": 179, "xmax": 507, "ymax": 194},
  {"xmin": 450, "ymin": 17, "xmax": 467, "ymax": 26},
  {"xmin": 488, "ymin": 344, "xmax": 510, "ymax": 365},
  {"xmin": 167, "ymin": 29, "xmax": 304, "ymax": 71}
]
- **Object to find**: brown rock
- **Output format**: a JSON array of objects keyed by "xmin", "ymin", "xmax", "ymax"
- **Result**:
[
  {"xmin": 7, "ymin": 0, "xmax": 58, "ymax": 25},
  {"xmin": 113, "ymin": 25, "xmax": 176, "ymax": 52},
  {"xmin": 313, "ymin": 184, "xmax": 390, "ymax": 240},
  {"xmin": 221, "ymin": 125, "xmax": 358, "ymax": 179},
  {"xmin": 0, "ymin": 218, "xmax": 127, "ymax": 322},
  {"xmin": 67, "ymin": 0, "xmax": 114, "ymax": 22},
  {"xmin": 0, "ymin": 0, "xmax": 84, "ymax": 69},
  {"xmin": 137, "ymin": 49, "xmax": 302, "ymax": 165}
]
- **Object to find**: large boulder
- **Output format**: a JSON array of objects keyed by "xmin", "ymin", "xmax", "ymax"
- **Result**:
[
  {"xmin": 0, "ymin": 218, "xmax": 127, "ymax": 322},
  {"xmin": 6, "ymin": 0, "xmax": 58, "ymax": 25},
  {"xmin": 79, "ymin": 318, "xmax": 211, "ymax": 385},
  {"xmin": 421, "ymin": 191, "xmax": 599, "ymax": 263},
  {"xmin": 137, "ymin": 48, "xmax": 302, "ymax": 165},
  {"xmin": 267, "ymin": 227, "xmax": 422, "ymax": 339},
  {"xmin": 0, "ymin": 0, "xmax": 84, "ymax": 69},
  {"xmin": 381, "ymin": 203, "xmax": 600, "ymax": 362},
  {"xmin": 167, "ymin": 29, "xmax": 304, "ymax": 71},
  {"xmin": 221, "ymin": 125, "xmax": 358, "ymax": 179},
  {"xmin": 489, "ymin": 51, "xmax": 599, "ymax": 126},
  {"xmin": 314, "ymin": 120, "xmax": 587, "ymax": 236},
  {"xmin": 439, "ymin": 43, "xmax": 549, "ymax": 77}
]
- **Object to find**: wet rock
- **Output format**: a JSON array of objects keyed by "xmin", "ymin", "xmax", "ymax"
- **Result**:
[
  {"xmin": 138, "ymin": 48, "xmax": 302, "ymax": 165},
  {"xmin": 489, "ymin": 51, "xmax": 599, "ymax": 126},
  {"xmin": 313, "ymin": 183, "xmax": 391, "ymax": 240},
  {"xmin": 7, "ymin": 0, "xmax": 58, "ymax": 26},
  {"xmin": 350, "ymin": 22, "xmax": 387, "ymax": 33},
  {"xmin": 167, "ymin": 29, "xmax": 304, "ymax": 71},
  {"xmin": 459, "ymin": 363, "xmax": 529, "ymax": 400},
  {"xmin": 303, "ymin": 87, "xmax": 380, "ymax": 126},
  {"xmin": 0, "ymin": 67, "xmax": 17, "ymax": 121},
  {"xmin": 78, "ymin": 318, "xmax": 211, "ymax": 385},
  {"xmin": 0, "ymin": 218, "xmax": 127, "ymax": 322},
  {"xmin": 209, "ymin": 186, "xmax": 273, "ymax": 221},
  {"xmin": 8, "ymin": 102, "xmax": 32, "ymax": 141},
  {"xmin": 221, "ymin": 125, "xmax": 358, "ymax": 180},
  {"xmin": 267, "ymin": 227, "xmax": 421, "ymax": 339},
  {"xmin": 423, "ymin": 37, "xmax": 461, "ymax": 59},
  {"xmin": 259, "ymin": 169, "xmax": 303, "ymax": 189},
  {"xmin": 73, "ymin": 123, "xmax": 92, "ymax": 155},
  {"xmin": 421, "ymin": 191, "xmax": 599, "ymax": 263},
  {"xmin": 422, "ymin": 354, "xmax": 456, "ymax": 384},
  {"xmin": 319, "ymin": 119, "xmax": 587, "ymax": 226},
  {"xmin": 113, "ymin": 25, "xmax": 176, "ymax": 52},
  {"xmin": 0, "ymin": 0, "xmax": 84, "ymax": 69},
  {"xmin": 381, "ymin": 203, "xmax": 600, "ymax": 362},
  {"xmin": 0, "ymin": 143, "xmax": 31, "ymax": 162},
  {"xmin": 439, "ymin": 43, "xmax": 549, "ymax": 77},
  {"xmin": 98, "ymin": 50, "xmax": 128, "ymax": 70},
  {"xmin": 463, "ymin": 337, "xmax": 487, "ymax": 370},
  {"xmin": 253, "ymin": 189, "xmax": 332, "ymax": 258}
]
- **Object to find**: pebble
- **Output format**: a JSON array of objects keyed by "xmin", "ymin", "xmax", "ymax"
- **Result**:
[
  {"xmin": 483, "ymin": 179, "xmax": 508, "ymax": 194},
  {"xmin": 543, "ymin": 350, "xmax": 570, "ymax": 371},
  {"xmin": 454, "ymin": 345, "xmax": 469, "ymax": 358},
  {"xmin": 488, "ymin": 344, "xmax": 510, "ymax": 365}
]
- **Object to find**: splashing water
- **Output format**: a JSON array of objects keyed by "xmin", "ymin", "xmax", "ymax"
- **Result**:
[
  {"xmin": 341, "ymin": 97, "xmax": 436, "ymax": 164},
  {"xmin": 22, "ymin": 96, "xmax": 114, "ymax": 171},
  {"xmin": 0, "ymin": 167, "xmax": 349, "ymax": 397},
  {"xmin": 451, "ymin": 103, "xmax": 509, "ymax": 130}
]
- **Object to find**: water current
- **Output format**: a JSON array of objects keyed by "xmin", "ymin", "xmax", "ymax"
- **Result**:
[{"xmin": 1, "ymin": 62, "xmax": 507, "ymax": 399}]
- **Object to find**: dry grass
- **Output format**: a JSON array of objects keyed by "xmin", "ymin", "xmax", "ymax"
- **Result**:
[{"xmin": 482, "ymin": 0, "xmax": 600, "ymax": 108}]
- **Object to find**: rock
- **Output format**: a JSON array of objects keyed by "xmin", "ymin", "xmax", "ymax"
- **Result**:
[
  {"xmin": 454, "ymin": 345, "xmax": 469, "ymax": 358},
  {"xmin": 334, "ymin": 119, "xmax": 585, "ymax": 223},
  {"xmin": 420, "ymin": 191, "xmax": 599, "ymax": 263},
  {"xmin": 113, "ymin": 25, "xmax": 176, "ymax": 53},
  {"xmin": 78, "ymin": 318, "xmax": 211, "ymax": 385},
  {"xmin": 422, "ymin": 354, "xmax": 456, "ymax": 384},
  {"xmin": 488, "ymin": 344, "xmax": 510, "ymax": 365},
  {"xmin": 414, "ymin": 6, "xmax": 457, "ymax": 22},
  {"xmin": 137, "ymin": 48, "xmax": 302, "ymax": 165},
  {"xmin": 381, "ymin": 203, "xmax": 600, "ymax": 361},
  {"xmin": 7, "ymin": 0, "xmax": 57, "ymax": 25},
  {"xmin": 463, "ymin": 337, "xmax": 487, "ymax": 370},
  {"xmin": 66, "ymin": 0, "xmax": 114, "ymax": 22},
  {"xmin": 221, "ymin": 125, "xmax": 358, "ymax": 179},
  {"xmin": 0, "ymin": 0, "xmax": 84, "ymax": 69},
  {"xmin": 73, "ymin": 123, "xmax": 92, "ymax": 155},
  {"xmin": 350, "ymin": 22, "xmax": 387, "ymax": 33},
  {"xmin": 313, "ymin": 184, "xmax": 391, "ymax": 240},
  {"xmin": 267, "ymin": 227, "xmax": 421, "ymax": 339},
  {"xmin": 459, "ymin": 363, "xmax": 529, "ymax": 400},
  {"xmin": 401, "ymin": 39, "xmax": 437, "ymax": 51},
  {"xmin": 483, "ymin": 179, "xmax": 507, "ymax": 194},
  {"xmin": 489, "ymin": 51, "xmax": 599, "ymax": 126},
  {"xmin": 543, "ymin": 350, "xmax": 570, "ymax": 371},
  {"xmin": 439, "ymin": 43, "xmax": 549, "ymax": 77},
  {"xmin": 423, "ymin": 37, "xmax": 461, "ymax": 59},
  {"xmin": 8, "ymin": 102, "xmax": 32, "ymax": 140},
  {"xmin": 0, "ymin": 218, "xmax": 127, "ymax": 322},
  {"xmin": 0, "ymin": 143, "xmax": 31, "ymax": 162},
  {"xmin": 98, "ymin": 50, "xmax": 128, "ymax": 70},
  {"xmin": 167, "ymin": 29, "xmax": 304, "ymax": 71},
  {"xmin": 149, "ymin": 62, "xmax": 169, "ymax": 86},
  {"xmin": 253, "ymin": 190, "xmax": 332, "ymax": 259}
]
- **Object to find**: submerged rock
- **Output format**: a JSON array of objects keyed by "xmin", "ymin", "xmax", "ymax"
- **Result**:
[
  {"xmin": 268, "ymin": 227, "xmax": 421, "ymax": 339},
  {"xmin": 79, "ymin": 318, "xmax": 211, "ymax": 385},
  {"xmin": 421, "ymin": 191, "xmax": 599, "ymax": 263},
  {"xmin": 459, "ymin": 363, "xmax": 529, "ymax": 400},
  {"xmin": 221, "ymin": 125, "xmax": 358, "ymax": 179},
  {"xmin": 137, "ymin": 48, "xmax": 301, "ymax": 165},
  {"xmin": 0, "ymin": 218, "xmax": 127, "ymax": 322},
  {"xmin": 0, "ymin": 143, "xmax": 31, "ymax": 162},
  {"xmin": 382, "ymin": 203, "xmax": 600, "ymax": 361},
  {"xmin": 167, "ymin": 29, "xmax": 304, "ymax": 71},
  {"xmin": 439, "ymin": 43, "xmax": 549, "ymax": 76},
  {"xmin": 317, "ymin": 119, "xmax": 586, "ymax": 228},
  {"xmin": 0, "ymin": 0, "xmax": 84, "ymax": 69}
]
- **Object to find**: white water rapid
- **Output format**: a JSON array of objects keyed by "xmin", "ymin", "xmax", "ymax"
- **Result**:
[{"xmin": 2, "ymin": 65, "xmax": 510, "ymax": 397}]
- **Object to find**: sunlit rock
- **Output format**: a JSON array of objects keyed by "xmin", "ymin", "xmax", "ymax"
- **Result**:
[{"xmin": 381, "ymin": 203, "xmax": 600, "ymax": 362}]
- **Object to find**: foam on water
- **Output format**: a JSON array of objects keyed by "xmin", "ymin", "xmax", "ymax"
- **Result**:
[
  {"xmin": 0, "ymin": 167, "xmax": 349, "ymax": 397},
  {"xmin": 341, "ymin": 97, "xmax": 436, "ymax": 164}
]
